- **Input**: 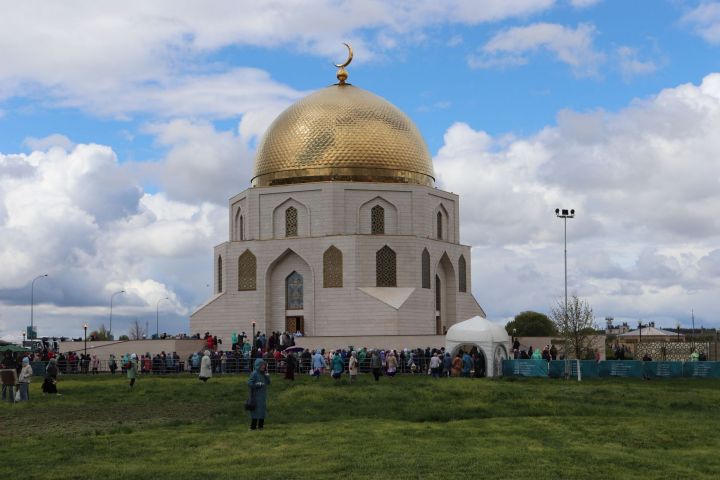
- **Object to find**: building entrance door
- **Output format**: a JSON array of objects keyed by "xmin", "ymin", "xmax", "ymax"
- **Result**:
[{"xmin": 285, "ymin": 316, "xmax": 304, "ymax": 335}]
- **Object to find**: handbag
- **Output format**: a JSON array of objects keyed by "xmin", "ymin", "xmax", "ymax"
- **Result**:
[{"xmin": 244, "ymin": 388, "xmax": 256, "ymax": 411}]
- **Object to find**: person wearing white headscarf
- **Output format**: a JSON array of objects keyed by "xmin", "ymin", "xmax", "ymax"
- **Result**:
[
  {"xmin": 18, "ymin": 357, "xmax": 33, "ymax": 401},
  {"xmin": 199, "ymin": 350, "xmax": 212, "ymax": 382},
  {"xmin": 127, "ymin": 353, "xmax": 138, "ymax": 390}
]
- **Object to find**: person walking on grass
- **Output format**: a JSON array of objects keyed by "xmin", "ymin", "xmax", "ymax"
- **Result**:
[
  {"xmin": 42, "ymin": 358, "xmax": 60, "ymax": 396},
  {"xmin": 312, "ymin": 350, "xmax": 326, "ymax": 379},
  {"xmin": 462, "ymin": 352, "xmax": 473, "ymax": 377},
  {"xmin": 386, "ymin": 351, "xmax": 398, "ymax": 377},
  {"xmin": 18, "ymin": 357, "xmax": 33, "ymax": 401},
  {"xmin": 109, "ymin": 354, "xmax": 117, "ymax": 375},
  {"xmin": 348, "ymin": 351, "xmax": 359, "ymax": 382},
  {"xmin": 248, "ymin": 358, "xmax": 270, "ymax": 430},
  {"xmin": 199, "ymin": 350, "xmax": 212, "ymax": 382},
  {"xmin": 284, "ymin": 352, "xmax": 296, "ymax": 382},
  {"xmin": 127, "ymin": 353, "xmax": 138, "ymax": 391},
  {"xmin": 370, "ymin": 350, "xmax": 382, "ymax": 382},
  {"xmin": 331, "ymin": 350, "xmax": 344, "ymax": 380},
  {"xmin": 429, "ymin": 352, "xmax": 441, "ymax": 378}
]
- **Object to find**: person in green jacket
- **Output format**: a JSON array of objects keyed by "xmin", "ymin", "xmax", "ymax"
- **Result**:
[
  {"xmin": 127, "ymin": 353, "xmax": 138, "ymax": 390},
  {"xmin": 248, "ymin": 358, "xmax": 271, "ymax": 430},
  {"xmin": 531, "ymin": 348, "xmax": 542, "ymax": 360},
  {"xmin": 331, "ymin": 351, "xmax": 344, "ymax": 380}
]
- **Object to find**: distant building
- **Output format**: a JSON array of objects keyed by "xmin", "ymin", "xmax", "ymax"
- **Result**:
[{"xmin": 605, "ymin": 317, "xmax": 630, "ymax": 335}]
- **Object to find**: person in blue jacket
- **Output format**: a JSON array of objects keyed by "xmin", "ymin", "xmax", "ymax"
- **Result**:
[
  {"xmin": 248, "ymin": 358, "xmax": 271, "ymax": 430},
  {"xmin": 461, "ymin": 352, "xmax": 473, "ymax": 377}
]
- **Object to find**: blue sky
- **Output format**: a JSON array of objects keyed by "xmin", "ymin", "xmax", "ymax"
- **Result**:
[{"xmin": 2, "ymin": 0, "xmax": 720, "ymax": 340}]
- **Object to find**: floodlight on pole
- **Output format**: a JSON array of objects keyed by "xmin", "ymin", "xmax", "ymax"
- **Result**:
[
  {"xmin": 109, "ymin": 290, "xmax": 125, "ymax": 339},
  {"xmin": 156, "ymin": 297, "xmax": 169, "ymax": 339},
  {"xmin": 30, "ymin": 274, "xmax": 48, "ymax": 337},
  {"xmin": 555, "ymin": 208, "xmax": 575, "ymax": 349},
  {"xmin": 83, "ymin": 322, "xmax": 88, "ymax": 356}
]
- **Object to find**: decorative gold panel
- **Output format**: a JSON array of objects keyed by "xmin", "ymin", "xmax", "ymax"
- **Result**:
[
  {"xmin": 238, "ymin": 250, "xmax": 256, "ymax": 291},
  {"xmin": 323, "ymin": 246, "xmax": 343, "ymax": 288},
  {"xmin": 252, "ymin": 84, "xmax": 435, "ymax": 187},
  {"xmin": 285, "ymin": 206, "xmax": 298, "ymax": 237},
  {"xmin": 371, "ymin": 205, "xmax": 385, "ymax": 235},
  {"xmin": 376, "ymin": 246, "xmax": 397, "ymax": 287}
]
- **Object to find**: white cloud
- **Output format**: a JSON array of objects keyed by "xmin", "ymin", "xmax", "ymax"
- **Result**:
[
  {"xmin": 470, "ymin": 23, "xmax": 605, "ymax": 76},
  {"xmin": 616, "ymin": 46, "xmax": 659, "ymax": 80},
  {"xmin": 569, "ymin": 0, "xmax": 601, "ymax": 8},
  {"xmin": 435, "ymin": 72, "xmax": 720, "ymax": 325},
  {"xmin": 0, "ymin": 142, "xmax": 226, "ymax": 338},
  {"xmin": 682, "ymin": 2, "xmax": 720, "ymax": 45},
  {"xmin": 0, "ymin": 1, "xmax": 555, "ymax": 120}
]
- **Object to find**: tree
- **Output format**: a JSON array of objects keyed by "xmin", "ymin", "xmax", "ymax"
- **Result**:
[
  {"xmin": 550, "ymin": 295, "xmax": 597, "ymax": 359},
  {"xmin": 119, "ymin": 335, "xmax": 130, "ymax": 341},
  {"xmin": 89, "ymin": 324, "xmax": 111, "ymax": 341},
  {"xmin": 505, "ymin": 311, "xmax": 556, "ymax": 337},
  {"xmin": 129, "ymin": 320, "xmax": 146, "ymax": 340}
]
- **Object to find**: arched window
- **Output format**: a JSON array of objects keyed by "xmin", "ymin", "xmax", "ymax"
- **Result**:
[
  {"xmin": 217, "ymin": 256, "xmax": 223, "ymax": 293},
  {"xmin": 286, "ymin": 271, "xmax": 304, "ymax": 309},
  {"xmin": 437, "ymin": 211, "xmax": 443, "ymax": 239},
  {"xmin": 458, "ymin": 255, "xmax": 467, "ymax": 292},
  {"xmin": 323, "ymin": 246, "xmax": 343, "ymax": 288},
  {"xmin": 371, "ymin": 205, "xmax": 385, "ymax": 235},
  {"xmin": 421, "ymin": 249, "xmax": 431, "ymax": 289},
  {"xmin": 239, "ymin": 215, "xmax": 244, "ymax": 241},
  {"xmin": 285, "ymin": 206, "xmax": 298, "ymax": 237},
  {"xmin": 376, "ymin": 246, "xmax": 397, "ymax": 287},
  {"xmin": 238, "ymin": 250, "xmax": 257, "ymax": 291}
]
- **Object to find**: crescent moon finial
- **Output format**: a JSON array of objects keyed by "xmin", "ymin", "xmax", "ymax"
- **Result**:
[{"xmin": 334, "ymin": 43, "xmax": 353, "ymax": 84}]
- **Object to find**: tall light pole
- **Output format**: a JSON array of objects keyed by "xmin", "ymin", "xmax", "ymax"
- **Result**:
[
  {"xmin": 109, "ymin": 290, "xmax": 125, "ymax": 340},
  {"xmin": 156, "ymin": 297, "xmax": 169, "ymax": 339},
  {"xmin": 30, "ymin": 274, "xmax": 48, "ymax": 338},
  {"xmin": 555, "ymin": 208, "xmax": 575, "ymax": 358},
  {"xmin": 83, "ymin": 322, "xmax": 88, "ymax": 356}
]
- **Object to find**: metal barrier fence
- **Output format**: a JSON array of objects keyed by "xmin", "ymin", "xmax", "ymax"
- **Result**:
[
  {"xmin": 29, "ymin": 356, "xmax": 457, "ymax": 376},
  {"xmin": 502, "ymin": 359, "xmax": 720, "ymax": 378}
]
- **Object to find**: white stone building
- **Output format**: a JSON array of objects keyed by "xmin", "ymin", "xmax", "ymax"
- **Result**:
[{"xmin": 191, "ymin": 63, "xmax": 485, "ymax": 345}]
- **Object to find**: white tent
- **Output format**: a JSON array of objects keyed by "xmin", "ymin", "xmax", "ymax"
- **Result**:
[{"xmin": 445, "ymin": 316, "xmax": 512, "ymax": 377}]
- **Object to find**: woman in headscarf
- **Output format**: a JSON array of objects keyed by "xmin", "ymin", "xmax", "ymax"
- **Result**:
[
  {"xmin": 199, "ymin": 350, "xmax": 212, "ymax": 382},
  {"xmin": 284, "ymin": 351, "xmax": 296, "ymax": 381},
  {"xmin": 18, "ymin": 357, "xmax": 33, "ymax": 401},
  {"xmin": 248, "ymin": 358, "xmax": 271, "ymax": 430},
  {"xmin": 331, "ymin": 350, "xmax": 344, "ymax": 380},
  {"xmin": 127, "ymin": 353, "xmax": 138, "ymax": 391},
  {"xmin": 370, "ymin": 350, "xmax": 382, "ymax": 382},
  {"xmin": 348, "ymin": 351, "xmax": 359, "ymax": 382},
  {"xmin": 386, "ymin": 351, "xmax": 398, "ymax": 377},
  {"xmin": 451, "ymin": 353, "xmax": 463, "ymax": 377},
  {"xmin": 42, "ymin": 358, "xmax": 60, "ymax": 395}
]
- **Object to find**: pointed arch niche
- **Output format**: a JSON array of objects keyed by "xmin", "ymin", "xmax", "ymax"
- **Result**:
[
  {"xmin": 358, "ymin": 196, "xmax": 398, "ymax": 235},
  {"xmin": 272, "ymin": 198, "xmax": 309, "ymax": 238},
  {"xmin": 238, "ymin": 250, "xmax": 257, "ymax": 291},
  {"xmin": 323, "ymin": 246, "xmax": 343, "ymax": 288},
  {"xmin": 376, "ymin": 245, "xmax": 397, "ymax": 287},
  {"xmin": 265, "ymin": 249, "xmax": 315, "ymax": 335}
]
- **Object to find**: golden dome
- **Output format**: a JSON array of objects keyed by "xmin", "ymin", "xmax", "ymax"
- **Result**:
[{"xmin": 251, "ymin": 83, "xmax": 435, "ymax": 187}]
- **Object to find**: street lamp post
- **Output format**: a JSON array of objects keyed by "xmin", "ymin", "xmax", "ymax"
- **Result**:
[
  {"xmin": 83, "ymin": 323, "xmax": 88, "ymax": 356},
  {"xmin": 156, "ymin": 297, "xmax": 169, "ymax": 339},
  {"xmin": 555, "ymin": 208, "xmax": 575, "ymax": 363},
  {"xmin": 30, "ymin": 274, "xmax": 48, "ymax": 338},
  {"xmin": 109, "ymin": 290, "xmax": 125, "ymax": 340},
  {"xmin": 638, "ymin": 321, "xmax": 644, "ymax": 343},
  {"xmin": 252, "ymin": 321, "xmax": 256, "ymax": 349},
  {"xmin": 676, "ymin": 322, "xmax": 681, "ymax": 342}
]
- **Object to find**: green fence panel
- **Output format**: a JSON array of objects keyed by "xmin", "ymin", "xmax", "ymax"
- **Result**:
[
  {"xmin": 598, "ymin": 361, "xmax": 643, "ymax": 378},
  {"xmin": 682, "ymin": 361, "xmax": 720, "ymax": 377},
  {"xmin": 642, "ymin": 361, "xmax": 683, "ymax": 378},
  {"xmin": 31, "ymin": 361, "xmax": 48, "ymax": 377},
  {"xmin": 502, "ymin": 359, "xmax": 548, "ymax": 377},
  {"xmin": 548, "ymin": 360, "xmax": 599, "ymax": 378}
]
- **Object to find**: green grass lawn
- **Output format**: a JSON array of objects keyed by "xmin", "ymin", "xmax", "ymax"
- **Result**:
[{"xmin": 2, "ymin": 374, "xmax": 720, "ymax": 479}]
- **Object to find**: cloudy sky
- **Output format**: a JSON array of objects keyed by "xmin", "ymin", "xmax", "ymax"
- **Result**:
[{"xmin": 2, "ymin": 0, "xmax": 720, "ymax": 341}]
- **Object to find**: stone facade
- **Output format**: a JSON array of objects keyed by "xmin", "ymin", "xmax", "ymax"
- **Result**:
[{"xmin": 190, "ymin": 181, "xmax": 485, "ymax": 344}]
